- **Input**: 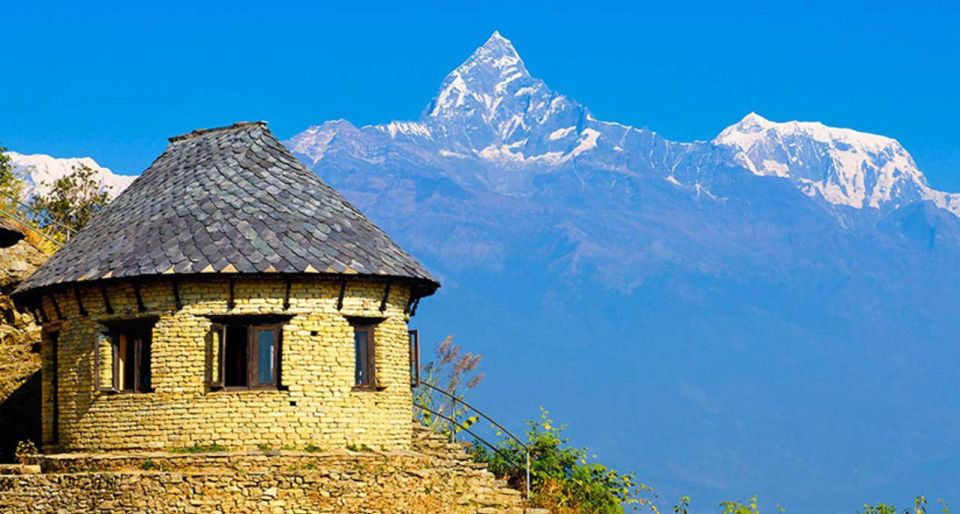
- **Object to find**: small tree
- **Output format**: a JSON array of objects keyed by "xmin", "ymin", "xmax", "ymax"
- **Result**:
[
  {"xmin": 0, "ymin": 146, "xmax": 26, "ymax": 213},
  {"xmin": 29, "ymin": 163, "xmax": 110, "ymax": 240}
]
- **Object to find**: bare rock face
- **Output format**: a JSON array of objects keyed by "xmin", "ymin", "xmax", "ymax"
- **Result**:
[{"xmin": 0, "ymin": 234, "xmax": 48, "ymax": 462}]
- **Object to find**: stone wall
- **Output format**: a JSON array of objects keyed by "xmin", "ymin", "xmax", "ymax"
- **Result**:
[
  {"xmin": 0, "ymin": 425, "xmax": 538, "ymax": 513},
  {"xmin": 37, "ymin": 276, "xmax": 419, "ymax": 453}
]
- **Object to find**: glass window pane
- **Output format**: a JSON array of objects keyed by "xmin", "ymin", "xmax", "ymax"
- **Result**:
[
  {"xmin": 256, "ymin": 329, "xmax": 275, "ymax": 385},
  {"xmin": 354, "ymin": 329, "xmax": 368, "ymax": 385}
]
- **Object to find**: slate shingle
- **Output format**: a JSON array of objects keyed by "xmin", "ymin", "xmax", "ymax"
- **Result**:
[{"xmin": 14, "ymin": 121, "xmax": 439, "ymax": 297}]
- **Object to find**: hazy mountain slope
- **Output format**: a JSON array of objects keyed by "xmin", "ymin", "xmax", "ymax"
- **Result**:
[{"xmin": 289, "ymin": 33, "xmax": 960, "ymax": 513}]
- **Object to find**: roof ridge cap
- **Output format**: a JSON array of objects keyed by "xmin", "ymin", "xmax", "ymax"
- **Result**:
[{"xmin": 168, "ymin": 121, "xmax": 268, "ymax": 143}]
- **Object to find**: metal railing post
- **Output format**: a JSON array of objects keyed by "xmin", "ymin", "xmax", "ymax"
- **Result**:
[
  {"xmin": 451, "ymin": 397, "xmax": 457, "ymax": 443},
  {"xmin": 525, "ymin": 451, "xmax": 531, "ymax": 500}
]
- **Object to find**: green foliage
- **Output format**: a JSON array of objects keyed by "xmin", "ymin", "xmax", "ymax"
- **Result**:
[
  {"xmin": 29, "ymin": 163, "xmax": 110, "ymax": 240},
  {"xmin": 0, "ymin": 146, "xmax": 25, "ymax": 213},
  {"xmin": 470, "ymin": 408, "xmax": 657, "ymax": 513},
  {"xmin": 859, "ymin": 504, "xmax": 900, "ymax": 514},
  {"xmin": 721, "ymin": 497, "xmax": 762, "ymax": 514},
  {"xmin": 858, "ymin": 497, "xmax": 943, "ymax": 514},
  {"xmin": 170, "ymin": 443, "xmax": 226, "ymax": 454}
]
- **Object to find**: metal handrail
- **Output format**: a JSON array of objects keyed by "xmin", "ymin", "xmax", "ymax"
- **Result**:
[
  {"xmin": 415, "ymin": 403, "xmax": 519, "ymax": 465},
  {"xmin": 0, "ymin": 207, "xmax": 63, "ymax": 248},
  {"xmin": 0, "ymin": 191, "xmax": 75, "ymax": 238},
  {"xmin": 417, "ymin": 382, "xmax": 528, "ymax": 451},
  {"xmin": 414, "ymin": 382, "xmax": 531, "ymax": 500}
]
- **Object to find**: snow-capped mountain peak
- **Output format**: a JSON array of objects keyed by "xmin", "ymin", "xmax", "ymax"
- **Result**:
[
  {"xmin": 407, "ymin": 31, "xmax": 602, "ymax": 164},
  {"xmin": 424, "ymin": 31, "xmax": 537, "ymax": 123},
  {"xmin": 714, "ymin": 114, "xmax": 960, "ymax": 215},
  {"xmin": 424, "ymin": 31, "xmax": 530, "ymax": 121},
  {"xmin": 4, "ymin": 152, "xmax": 134, "ymax": 200}
]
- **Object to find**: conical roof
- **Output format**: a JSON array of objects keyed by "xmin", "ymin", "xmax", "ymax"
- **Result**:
[{"xmin": 14, "ymin": 122, "xmax": 439, "ymax": 298}]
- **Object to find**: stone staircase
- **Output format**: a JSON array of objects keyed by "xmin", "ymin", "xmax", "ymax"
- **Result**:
[{"xmin": 412, "ymin": 423, "xmax": 547, "ymax": 514}]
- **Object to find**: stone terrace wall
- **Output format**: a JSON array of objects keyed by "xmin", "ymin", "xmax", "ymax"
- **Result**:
[{"xmin": 0, "ymin": 425, "xmax": 539, "ymax": 514}]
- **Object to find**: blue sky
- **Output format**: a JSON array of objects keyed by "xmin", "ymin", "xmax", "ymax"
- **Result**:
[{"xmin": 3, "ymin": 0, "xmax": 959, "ymax": 190}]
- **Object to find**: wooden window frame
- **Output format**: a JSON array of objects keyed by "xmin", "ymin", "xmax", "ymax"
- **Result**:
[
  {"xmin": 95, "ymin": 319, "xmax": 156, "ymax": 394},
  {"xmin": 249, "ymin": 323, "xmax": 282, "ymax": 389},
  {"xmin": 409, "ymin": 329, "xmax": 420, "ymax": 388},
  {"xmin": 208, "ymin": 317, "xmax": 286, "ymax": 392},
  {"xmin": 351, "ymin": 321, "xmax": 379, "ymax": 391}
]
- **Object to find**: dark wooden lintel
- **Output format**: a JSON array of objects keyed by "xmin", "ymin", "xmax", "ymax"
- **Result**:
[
  {"xmin": 133, "ymin": 283, "xmax": 146, "ymax": 312},
  {"xmin": 49, "ymin": 294, "xmax": 62, "ymax": 320},
  {"xmin": 74, "ymin": 287, "xmax": 87, "ymax": 317},
  {"xmin": 336, "ymin": 279, "xmax": 347, "ymax": 311},
  {"xmin": 379, "ymin": 282, "xmax": 392, "ymax": 312},
  {"xmin": 100, "ymin": 285, "xmax": 114, "ymax": 315}
]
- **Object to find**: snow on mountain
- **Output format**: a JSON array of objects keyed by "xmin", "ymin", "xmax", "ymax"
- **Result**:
[
  {"xmin": 290, "ymin": 31, "xmax": 960, "ymax": 220},
  {"xmin": 288, "ymin": 32, "xmax": 616, "ymax": 170},
  {"xmin": 5, "ymin": 152, "xmax": 134, "ymax": 200},
  {"xmin": 714, "ymin": 113, "xmax": 960, "ymax": 216}
]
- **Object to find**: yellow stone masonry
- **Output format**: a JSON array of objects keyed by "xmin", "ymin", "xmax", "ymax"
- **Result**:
[{"xmin": 36, "ymin": 277, "xmax": 416, "ymax": 453}]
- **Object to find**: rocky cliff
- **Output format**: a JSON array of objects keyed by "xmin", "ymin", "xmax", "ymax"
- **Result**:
[{"xmin": 0, "ymin": 223, "xmax": 48, "ymax": 462}]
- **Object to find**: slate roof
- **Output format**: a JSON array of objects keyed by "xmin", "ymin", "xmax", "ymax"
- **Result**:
[{"xmin": 14, "ymin": 121, "xmax": 439, "ymax": 297}]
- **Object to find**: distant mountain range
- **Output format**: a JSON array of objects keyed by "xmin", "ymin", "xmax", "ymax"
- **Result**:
[
  {"xmin": 4, "ymin": 152, "xmax": 133, "ymax": 200},
  {"xmin": 287, "ymin": 32, "xmax": 960, "ymax": 512}
]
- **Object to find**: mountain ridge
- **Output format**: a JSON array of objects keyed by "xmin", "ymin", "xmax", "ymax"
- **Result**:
[{"xmin": 289, "ymin": 32, "xmax": 958, "ymax": 220}]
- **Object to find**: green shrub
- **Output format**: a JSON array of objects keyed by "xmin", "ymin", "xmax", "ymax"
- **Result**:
[{"xmin": 469, "ymin": 408, "xmax": 656, "ymax": 513}]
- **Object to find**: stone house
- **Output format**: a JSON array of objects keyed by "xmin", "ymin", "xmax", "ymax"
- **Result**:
[{"xmin": 11, "ymin": 121, "xmax": 440, "ymax": 454}]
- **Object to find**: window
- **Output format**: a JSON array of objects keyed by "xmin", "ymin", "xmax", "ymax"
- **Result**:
[
  {"xmin": 209, "ymin": 318, "xmax": 285, "ymax": 390},
  {"xmin": 409, "ymin": 329, "xmax": 420, "ymax": 388},
  {"xmin": 353, "ymin": 322, "xmax": 377, "ymax": 388},
  {"xmin": 96, "ymin": 319, "xmax": 155, "ymax": 393}
]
